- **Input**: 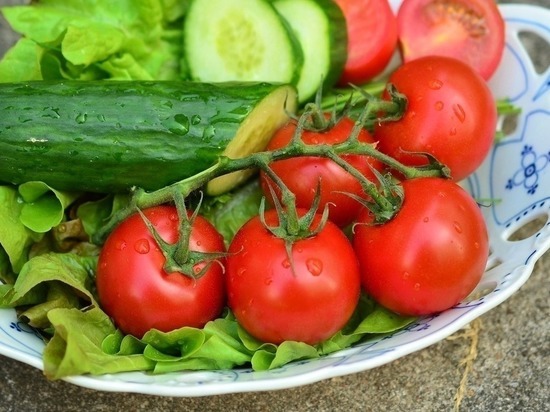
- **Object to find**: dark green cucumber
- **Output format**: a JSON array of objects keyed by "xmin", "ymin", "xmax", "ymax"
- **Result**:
[{"xmin": 0, "ymin": 80, "xmax": 297, "ymax": 195}]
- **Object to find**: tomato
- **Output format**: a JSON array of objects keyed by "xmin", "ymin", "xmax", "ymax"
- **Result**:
[
  {"xmin": 96, "ymin": 205, "xmax": 226, "ymax": 338},
  {"xmin": 334, "ymin": 0, "xmax": 398, "ymax": 85},
  {"xmin": 373, "ymin": 55, "xmax": 497, "ymax": 182},
  {"xmin": 353, "ymin": 177, "xmax": 488, "ymax": 316},
  {"xmin": 225, "ymin": 209, "xmax": 361, "ymax": 345},
  {"xmin": 260, "ymin": 116, "xmax": 383, "ymax": 227},
  {"xmin": 396, "ymin": 0, "xmax": 505, "ymax": 80}
]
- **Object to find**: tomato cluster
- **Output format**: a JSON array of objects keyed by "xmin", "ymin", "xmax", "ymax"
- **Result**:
[
  {"xmin": 95, "ymin": 0, "xmax": 503, "ymax": 345},
  {"xmin": 251, "ymin": 57, "xmax": 493, "ymax": 333},
  {"xmin": 96, "ymin": 56, "xmax": 493, "ymax": 343}
]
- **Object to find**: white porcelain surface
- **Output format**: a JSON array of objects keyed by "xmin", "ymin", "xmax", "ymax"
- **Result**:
[{"xmin": 1, "ymin": 3, "xmax": 549, "ymax": 397}]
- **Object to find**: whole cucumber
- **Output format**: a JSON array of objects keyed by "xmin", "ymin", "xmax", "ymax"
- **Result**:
[{"xmin": 0, "ymin": 80, "xmax": 297, "ymax": 195}]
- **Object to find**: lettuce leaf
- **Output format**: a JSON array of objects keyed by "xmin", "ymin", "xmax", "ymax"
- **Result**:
[
  {"xmin": 0, "ymin": 181, "xmax": 416, "ymax": 379},
  {"xmin": 0, "ymin": 0, "xmax": 188, "ymax": 82},
  {"xmin": 0, "ymin": 248, "xmax": 414, "ymax": 379},
  {"xmin": 201, "ymin": 179, "xmax": 265, "ymax": 245},
  {"xmin": 0, "ymin": 38, "xmax": 46, "ymax": 81},
  {"xmin": 0, "ymin": 186, "xmax": 41, "ymax": 274},
  {"xmin": 44, "ymin": 306, "xmax": 154, "ymax": 379},
  {"xmin": 18, "ymin": 181, "xmax": 80, "ymax": 233},
  {"xmin": 0, "ymin": 252, "xmax": 97, "ymax": 308}
]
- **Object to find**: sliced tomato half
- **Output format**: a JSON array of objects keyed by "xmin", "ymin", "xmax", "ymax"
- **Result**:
[
  {"xmin": 334, "ymin": 0, "xmax": 399, "ymax": 85},
  {"xmin": 396, "ymin": 0, "xmax": 505, "ymax": 80}
]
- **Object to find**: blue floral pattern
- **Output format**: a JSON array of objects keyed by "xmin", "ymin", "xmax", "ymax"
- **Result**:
[{"xmin": 506, "ymin": 145, "xmax": 550, "ymax": 194}]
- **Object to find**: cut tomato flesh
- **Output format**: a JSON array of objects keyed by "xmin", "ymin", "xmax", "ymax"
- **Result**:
[{"xmin": 397, "ymin": 0, "xmax": 505, "ymax": 80}]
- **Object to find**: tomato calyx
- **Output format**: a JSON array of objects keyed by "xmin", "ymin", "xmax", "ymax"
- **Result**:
[
  {"xmin": 260, "ymin": 178, "xmax": 330, "ymax": 241},
  {"xmin": 258, "ymin": 179, "xmax": 331, "ymax": 276},
  {"xmin": 138, "ymin": 191, "xmax": 226, "ymax": 279}
]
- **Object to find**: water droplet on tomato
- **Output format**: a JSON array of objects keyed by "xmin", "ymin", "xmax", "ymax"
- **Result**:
[
  {"xmin": 237, "ymin": 267, "xmax": 247, "ymax": 276},
  {"xmin": 474, "ymin": 242, "xmax": 480, "ymax": 249},
  {"xmin": 453, "ymin": 104, "xmax": 466, "ymax": 123},
  {"xmin": 306, "ymin": 258, "xmax": 323, "ymax": 276},
  {"xmin": 434, "ymin": 101, "xmax": 444, "ymax": 111},
  {"xmin": 264, "ymin": 277, "xmax": 273, "ymax": 285},
  {"xmin": 428, "ymin": 79, "xmax": 443, "ymax": 90},
  {"xmin": 115, "ymin": 240, "xmax": 127, "ymax": 250},
  {"xmin": 402, "ymin": 272, "xmax": 410, "ymax": 280},
  {"xmin": 134, "ymin": 238, "xmax": 150, "ymax": 254},
  {"xmin": 169, "ymin": 213, "xmax": 178, "ymax": 222},
  {"xmin": 196, "ymin": 240, "xmax": 202, "ymax": 247},
  {"xmin": 282, "ymin": 259, "xmax": 291, "ymax": 269},
  {"xmin": 454, "ymin": 221, "xmax": 463, "ymax": 234},
  {"xmin": 423, "ymin": 217, "xmax": 430, "ymax": 223},
  {"xmin": 414, "ymin": 283, "xmax": 421, "ymax": 291},
  {"xmin": 449, "ymin": 127, "xmax": 457, "ymax": 136}
]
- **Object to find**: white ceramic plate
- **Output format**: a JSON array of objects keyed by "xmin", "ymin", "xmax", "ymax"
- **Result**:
[{"xmin": 1, "ymin": 2, "xmax": 550, "ymax": 397}]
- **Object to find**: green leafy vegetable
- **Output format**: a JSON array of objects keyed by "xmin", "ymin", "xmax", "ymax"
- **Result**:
[
  {"xmin": 0, "ymin": 38, "xmax": 46, "ymax": 81},
  {"xmin": 0, "ymin": 186, "xmax": 41, "ymax": 274},
  {"xmin": 201, "ymin": 179, "xmax": 265, "ymax": 244},
  {"xmin": 1, "ymin": 249, "xmax": 415, "ymax": 378},
  {"xmin": 0, "ymin": 0, "xmax": 190, "ymax": 82},
  {"xmin": 18, "ymin": 181, "xmax": 80, "ymax": 233},
  {"xmin": 0, "ymin": 253, "xmax": 97, "ymax": 309},
  {"xmin": 44, "ymin": 306, "xmax": 154, "ymax": 379},
  {"xmin": 76, "ymin": 194, "xmax": 130, "ymax": 241},
  {"xmin": 0, "ymin": 177, "xmax": 416, "ymax": 379}
]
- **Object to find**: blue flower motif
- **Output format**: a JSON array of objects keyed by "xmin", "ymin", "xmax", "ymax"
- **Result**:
[
  {"xmin": 9, "ymin": 321, "xmax": 42, "ymax": 339},
  {"xmin": 505, "ymin": 145, "xmax": 550, "ymax": 195},
  {"xmin": 9, "ymin": 321, "xmax": 23, "ymax": 332}
]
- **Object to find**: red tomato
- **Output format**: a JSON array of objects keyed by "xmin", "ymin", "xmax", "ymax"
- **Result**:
[
  {"xmin": 353, "ymin": 177, "xmax": 489, "ymax": 316},
  {"xmin": 226, "ymin": 209, "xmax": 361, "ymax": 345},
  {"xmin": 374, "ymin": 55, "xmax": 497, "ymax": 182},
  {"xmin": 396, "ymin": 0, "xmax": 505, "ymax": 80},
  {"xmin": 260, "ymin": 116, "xmax": 383, "ymax": 227},
  {"xmin": 96, "ymin": 205, "xmax": 226, "ymax": 338},
  {"xmin": 335, "ymin": 0, "xmax": 398, "ymax": 85}
]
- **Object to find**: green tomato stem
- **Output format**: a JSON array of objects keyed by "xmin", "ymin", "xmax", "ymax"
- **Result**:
[
  {"xmin": 93, "ymin": 137, "xmax": 446, "ymax": 245},
  {"xmin": 91, "ymin": 89, "xmax": 446, "ymax": 244}
]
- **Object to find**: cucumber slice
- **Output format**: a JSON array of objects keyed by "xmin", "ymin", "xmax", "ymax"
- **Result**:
[
  {"xmin": 183, "ymin": 0, "xmax": 303, "ymax": 85},
  {"xmin": 273, "ymin": 0, "xmax": 348, "ymax": 102}
]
